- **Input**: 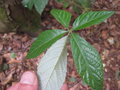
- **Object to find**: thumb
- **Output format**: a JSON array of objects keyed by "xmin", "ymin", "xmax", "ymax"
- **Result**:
[
  {"xmin": 7, "ymin": 71, "xmax": 38, "ymax": 90},
  {"xmin": 61, "ymin": 83, "xmax": 68, "ymax": 90}
]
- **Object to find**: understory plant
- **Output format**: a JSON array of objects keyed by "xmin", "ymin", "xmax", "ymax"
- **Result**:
[
  {"xmin": 22, "ymin": 0, "xmax": 95, "ymax": 14},
  {"xmin": 22, "ymin": 0, "xmax": 49, "ymax": 14},
  {"xmin": 56, "ymin": 0, "xmax": 96, "ymax": 13},
  {"xmin": 27, "ymin": 9, "xmax": 114, "ymax": 90}
]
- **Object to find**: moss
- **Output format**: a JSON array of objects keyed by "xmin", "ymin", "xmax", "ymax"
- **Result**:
[{"xmin": 0, "ymin": 8, "xmax": 7, "ymax": 21}]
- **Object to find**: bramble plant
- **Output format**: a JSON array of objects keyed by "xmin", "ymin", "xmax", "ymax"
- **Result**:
[{"xmin": 27, "ymin": 9, "xmax": 114, "ymax": 90}]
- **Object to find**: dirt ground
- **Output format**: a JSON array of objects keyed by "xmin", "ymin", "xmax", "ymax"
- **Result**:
[{"xmin": 0, "ymin": 0, "xmax": 120, "ymax": 90}]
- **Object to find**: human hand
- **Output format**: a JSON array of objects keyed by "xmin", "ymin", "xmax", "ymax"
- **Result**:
[{"xmin": 8, "ymin": 71, "xmax": 68, "ymax": 90}]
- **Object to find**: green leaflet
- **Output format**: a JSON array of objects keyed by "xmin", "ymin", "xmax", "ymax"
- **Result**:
[
  {"xmin": 27, "ymin": 30, "xmax": 67, "ymax": 59},
  {"xmin": 51, "ymin": 9, "xmax": 72, "ymax": 28},
  {"xmin": 72, "ymin": 11, "xmax": 114, "ymax": 30},
  {"xmin": 70, "ymin": 33, "xmax": 103, "ymax": 90},
  {"xmin": 34, "ymin": 0, "xmax": 48, "ymax": 14},
  {"xmin": 22, "ymin": 0, "xmax": 48, "ymax": 14},
  {"xmin": 37, "ymin": 36, "xmax": 68, "ymax": 90},
  {"xmin": 22, "ymin": 0, "xmax": 35, "ymax": 10}
]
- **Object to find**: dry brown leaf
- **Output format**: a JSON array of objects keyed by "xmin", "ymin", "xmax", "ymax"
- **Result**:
[
  {"xmin": 116, "ymin": 11, "xmax": 120, "ymax": 15},
  {"xmin": 118, "ymin": 81, "xmax": 120, "ymax": 89},
  {"xmin": 3, "ymin": 53, "xmax": 11, "ymax": 59},
  {"xmin": 70, "ymin": 83, "xmax": 79, "ymax": 90},
  {"xmin": 8, "ymin": 58, "xmax": 21, "ymax": 64},
  {"xmin": 0, "ymin": 43, "xmax": 3, "ymax": 51},
  {"xmin": 1, "ymin": 72, "xmax": 13, "ymax": 85}
]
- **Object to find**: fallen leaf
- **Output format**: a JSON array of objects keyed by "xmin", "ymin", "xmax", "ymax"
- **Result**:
[
  {"xmin": 0, "ymin": 43, "xmax": 3, "ymax": 51},
  {"xmin": 3, "ymin": 53, "xmax": 11, "ymax": 59},
  {"xmin": 1, "ymin": 72, "xmax": 13, "ymax": 85},
  {"xmin": 8, "ymin": 58, "xmax": 21, "ymax": 64},
  {"xmin": 70, "ymin": 83, "xmax": 79, "ymax": 90},
  {"xmin": 106, "ymin": 83, "xmax": 110, "ymax": 90},
  {"xmin": 101, "ymin": 30, "xmax": 109, "ymax": 40},
  {"xmin": 118, "ymin": 81, "xmax": 120, "ymax": 89},
  {"xmin": 93, "ymin": 43, "xmax": 101, "ymax": 52},
  {"xmin": 107, "ymin": 37, "xmax": 115, "ymax": 45}
]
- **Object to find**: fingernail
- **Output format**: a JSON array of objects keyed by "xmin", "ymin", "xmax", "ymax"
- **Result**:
[{"xmin": 20, "ymin": 71, "xmax": 35, "ymax": 85}]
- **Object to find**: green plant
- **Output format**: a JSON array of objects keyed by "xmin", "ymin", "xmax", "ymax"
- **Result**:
[
  {"xmin": 56, "ymin": 0, "xmax": 96, "ymax": 12},
  {"xmin": 22, "ymin": 0, "xmax": 49, "ymax": 14},
  {"xmin": 22, "ymin": 0, "xmax": 95, "ymax": 15},
  {"xmin": 27, "ymin": 9, "xmax": 114, "ymax": 90}
]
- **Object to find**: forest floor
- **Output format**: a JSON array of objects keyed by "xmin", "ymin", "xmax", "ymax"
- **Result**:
[{"xmin": 0, "ymin": 0, "xmax": 120, "ymax": 90}]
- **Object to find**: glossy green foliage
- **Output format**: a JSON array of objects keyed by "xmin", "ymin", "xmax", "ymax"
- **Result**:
[
  {"xmin": 51, "ymin": 9, "xmax": 72, "ymax": 28},
  {"xmin": 22, "ymin": 0, "xmax": 48, "ymax": 14},
  {"xmin": 70, "ymin": 33, "xmax": 103, "ymax": 90},
  {"xmin": 22, "ymin": 0, "xmax": 34, "ymax": 10},
  {"xmin": 27, "ymin": 9, "xmax": 114, "ymax": 90},
  {"xmin": 27, "ymin": 30, "xmax": 67, "ymax": 58},
  {"xmin": 73, "ymin": 11, "xmax": 114, "ymax": 30}
]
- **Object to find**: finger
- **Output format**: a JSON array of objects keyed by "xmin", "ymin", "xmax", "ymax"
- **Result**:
[
  {"xmin": 18, "ymin": 71, "xmax": 38, "ymax": 90},
  {"xmin": 60, "ymin": 83, "xmax": 68, "ymax": 90},
  {"xmin": 20, "ymin": 71, "xmax": 38, "ymax": 86},
  {"xmin": 7, "ymin": 83, "xmax": 20, "ymax": 90},
  {"xmin": 7, "ymin": 71, "xmax": 38, "ymax": 90}
]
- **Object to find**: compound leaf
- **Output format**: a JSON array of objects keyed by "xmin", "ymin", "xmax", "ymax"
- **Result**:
[
  {"xmin": 72, "ymin": 11, "xmax": 114, "ymax": 30},
  {"xmin": 37, "ymin": 36, "xmax": 68, "ymax": 90},
  {"xmin": 51, "ymin": 9, "xmax": 72, "ymax": 28},
  {"xmin": 27, "ymin": 30, "xmax": 67, "ymax": 59},
  {"xmin": 70, "ymin": 33, "xmax": 103, "ymax": 90}
]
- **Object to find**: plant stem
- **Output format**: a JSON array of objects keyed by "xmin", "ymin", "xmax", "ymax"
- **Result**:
[{"xmin": 68, "ymin": 29, "xmax": 73, "ymax": 36}]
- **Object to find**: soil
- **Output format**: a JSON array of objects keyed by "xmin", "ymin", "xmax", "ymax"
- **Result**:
[{"xmin": 0, "ymin": 0, "xmax": 120, "ymax": 90}]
